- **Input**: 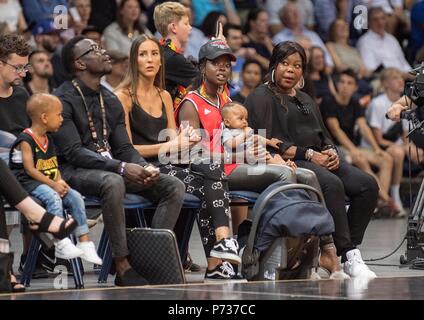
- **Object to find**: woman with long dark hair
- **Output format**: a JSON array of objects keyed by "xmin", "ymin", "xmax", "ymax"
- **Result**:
[
  {"xmin": 244, "ymin": 41, "xmax": 379, "ymax": 279},
  {"xmin": 176, "ymin": 38, "xmax": 347, "ymax": 278},
  {"xmin": 115, "ymin": 35, "xmax": 241, "ymax": 280}
]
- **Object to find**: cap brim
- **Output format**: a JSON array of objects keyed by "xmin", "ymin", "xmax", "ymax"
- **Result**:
[{"xmin": 206, "ymin": 52, "xmax": 237, "ymax": 62}]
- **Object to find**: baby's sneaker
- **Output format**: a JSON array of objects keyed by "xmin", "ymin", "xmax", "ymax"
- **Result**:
[
  {"xmin": 55, "ymin": 238, "xmax": 83, "ymax": 260},
  {"xmin": 77, "ymin": 241, "xmax": 103, "ymax": 265}
]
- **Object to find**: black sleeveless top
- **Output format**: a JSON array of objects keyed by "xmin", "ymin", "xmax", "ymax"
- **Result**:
[
  {"xmin": 10, "ymin": 130, "xmax": 59, "ymax": 192},
  {"xmin": 128, "ymin": 88, "xmax": 167, "ymax": 162}
]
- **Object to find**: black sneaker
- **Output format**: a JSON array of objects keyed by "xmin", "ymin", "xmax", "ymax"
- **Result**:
[
  {"xmin": 205, "ymin": 261, "xmax": 235, "ymax": 280},
  {"xmin": 183, "ymin": 253, "xmax": 201, "ymax": 273},
  {"xmin": 210, "ymin": 238, "xmax": 241, "ymax": 264},
  {"xmin": 55, "ymin": 258, "xmax": 74, "ymax": 277},
  {"xmin": 38, "ymin": 247, "xmax": 56, "ymax": 272},
  {"xmin": 18, "ymin": 254, "xmax": 49, "ymax": 279},
  {"xmin": 38, "ymin": 248, "xmax": 74, "ymax": 276}
]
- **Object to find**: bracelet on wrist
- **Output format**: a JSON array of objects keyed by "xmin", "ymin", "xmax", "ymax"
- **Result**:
[
  {"xmin": 305, "ymin": 149, "xmax": 314, "ymax": 161},
  {"xmin": 119, "ymin": 162, "xmax": 127, "ymax": 176}
]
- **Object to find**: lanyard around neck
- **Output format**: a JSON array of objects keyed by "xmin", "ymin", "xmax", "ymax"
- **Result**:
[{"xmin": 72, "ymin": 79, "xmax": 110, "ymax": 152}]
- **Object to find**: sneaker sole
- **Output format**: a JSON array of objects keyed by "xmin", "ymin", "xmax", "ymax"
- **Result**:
[
  {"xmin": 55, "ymin": 252, "xmax": 83, "ymax": 260},
  {"xmin": 204, "ymin": 278, "xmax": 247, "ymax": 283},
  {"xmin": 209, "ymin": 251, "xmax": 241, "ymax": 264}
]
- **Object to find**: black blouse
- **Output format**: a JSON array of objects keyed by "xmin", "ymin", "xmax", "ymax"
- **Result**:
[
  {"xmin": 244, "ymin": 84, "xmax": 334, "ymax": 154},
  {"xmin": 129, "ymin": 98, "xmax": 168, "ymax": 163}
]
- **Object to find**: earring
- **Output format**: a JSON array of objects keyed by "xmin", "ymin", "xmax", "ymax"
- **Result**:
[
  {"xmin": 298, "ymin": 76, "xmax": 305, "ymax": 89},
  {"xmin": 271, "ymin": 69, "xmax": 275, "ymax": 83}
]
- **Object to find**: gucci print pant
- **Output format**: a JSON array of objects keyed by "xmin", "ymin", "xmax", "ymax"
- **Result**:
[{"xmin": 160, "ymin": 162, "xmax": 230, "ymax": 257}]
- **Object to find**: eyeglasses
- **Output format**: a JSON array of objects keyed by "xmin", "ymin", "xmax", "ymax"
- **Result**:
[
  {"xmin": 292, "ymin": 96, "xmax": 310, "ymax": 116},
  {"xmin": 74, "ymin": 45, "xmax": 104, "ymax": 61},
  {"xmin": 0, "ymin": 60, "xmax": 31, "ymax": 73}
]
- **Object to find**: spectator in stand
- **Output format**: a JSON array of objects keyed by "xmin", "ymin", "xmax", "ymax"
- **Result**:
[
  {"xmin": 32, "ymin": 19, "xmax": 67, "ymax": 88},
  {"xmin": 0, "ymin": 34, "xmax": 31, "ymax": 157},
  {"xmin": 180, "ymin": 0, "xmax": 207, "ymax": 63},
  {"xmin": 366, "ymin": 68, "xmax": 419, "ymax": 208},
  {"xmin": 357, "ymin": 7, "xmax": 411, "ymax": 77},
  {"xmin": 321, "ymin": 69, "xmax": 405, "ymax": 217},
  {"xmin": 242, "ymin": 8, "xmax": 272, "ymax": 69},
  {"xmin": 244, "ymin": 41, "xmax": 379, "ymax": 279},
  {"xmin": 410, "ymin": 1, "xmax": 424, "ymax": 63},
  {"xmin": 306, "ymin": 46, "xmax": 337, "ymax": 105},
  {"xmin": 24, "ymin": 50, "xmax": 55, "ymax": 95},
  {"xmin": 200, "ymin": 12, "xmax": 228, "ymax": 41},
  {"xmin": 100, "ymin": 50, "xmax": 128, "ymax": 92},
  {"xmin": 0, "ymin": 34, "xmax": 51, "ymax": 279},
  {"xmin": 313, "ymin": 0, "xmax": 362, "ymax": 43},
  {"xmin": 0, "ymin": 158, "xmax": 77, "ymax": 292},
  {"xmin": 52, "ymin": 36, "xmax": 185, "ymax": 286},
  {"xmin": 362, "ymin": 0, "xmax": 409, "ymax": 38},
  {"xmin": 265, "ymin": 0, "xmax": 315, "ymax": 36},
  {"xmin": 87, "ymin": 0, "xmax": 117, "ymax": 33},
  {"xmin": 0, "ymin": 0, "xmax": 27, "ymax": 34},
  {"xmin": 224, "ymin": 23, "xmax": 264, "ymax": 96},
  {"xmin": 191, "ymin": 0, "xmax": 240, "ymax": 28},
  {"xmin": 326, "ymin": 19, "xmax": 371, "ymax": 79},
  {"xmin": 154, "ymin": 1, "xmax": 202, "ymax": 273},
  {"xmin": 103, "ymin": 0, "xmax": 152, "ymax": 56},
  {"xmin": 115, "ymin": 35, "xmax": 243, "ymax": 280},
  {"xmin": 231, "ymin": 60, "xmax": 262, "ymax": 104},
  {"xmin": 22, "ymin": 0, "xmax": 68, "ymax": 26},
  {"xmin": 225, "ymin": 23, "xmax": 268, "ymax": 76},
  {"xmin": 81, "ymin": 25, "xmax": 102, "ymax": 47},
  {"xmin": 273, "ymin": 2, "xmax": 334, "ymax": 68},
  {"xmin": 154, "ymin": 1, "xmax": 197, "ymax": 107},
  {"xmin": 63, "ymin": 0, "xmax": 92, "ymax": 38}
]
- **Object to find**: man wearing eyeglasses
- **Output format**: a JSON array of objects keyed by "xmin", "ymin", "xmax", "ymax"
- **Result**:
[
  {"xmin": 0, "ymin": 34, "xmax": 56, "ymax": 280},
  {"xmin": 52, "ymin": 36, "xmax": 186, "ymax": 287},
  {"xmin": 0, "ymin": 34, "xmax": 31, "ymax": 161}
]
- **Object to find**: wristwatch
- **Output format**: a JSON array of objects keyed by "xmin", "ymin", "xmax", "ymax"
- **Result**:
[{"xmin": 305, "ymin": 149, "xmax": 314, "ymax": 161}]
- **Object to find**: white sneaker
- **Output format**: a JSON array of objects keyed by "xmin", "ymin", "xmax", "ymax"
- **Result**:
[
  {"xmin": 76, "ymin": 241, "xmax": 103, "ymax": 265},
  {"xmin": 55, "ymin": 238, "xmax": 84, "ymax": 260},
  {"xmin": 343, "ymin": 249, "xmax": 377, "ymax": 279}
]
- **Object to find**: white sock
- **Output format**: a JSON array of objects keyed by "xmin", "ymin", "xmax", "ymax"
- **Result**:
[{"xmin": 390, "ymin": 185, "xmax": 403, "ymax": 207}]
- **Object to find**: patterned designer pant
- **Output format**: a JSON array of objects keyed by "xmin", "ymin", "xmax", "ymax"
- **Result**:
[{"xmin": 160, "ymin": 162, "xmax": 230, "ymax": 258}]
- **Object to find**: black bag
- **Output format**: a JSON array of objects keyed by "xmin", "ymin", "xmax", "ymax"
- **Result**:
[
  {"xmin": 0, "ymin": 252, "xmax": 12, "ymax": 293},
  {"xmin": 126, "ymin": 228, "xmax": 186, "ymax": 285}
]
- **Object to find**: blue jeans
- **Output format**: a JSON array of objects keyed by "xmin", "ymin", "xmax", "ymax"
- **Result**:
[{"xmin": 31, "ymin": 184, "xmax": 89, "ymax": 238}]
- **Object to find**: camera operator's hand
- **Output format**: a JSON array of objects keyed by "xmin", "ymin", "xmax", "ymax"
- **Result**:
[{"xmin": 387, "ymin": 96, "xmax": 411, "ymax": 122}]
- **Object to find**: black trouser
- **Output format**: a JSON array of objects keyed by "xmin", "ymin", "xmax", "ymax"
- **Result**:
[
  {"xmin": 296, "ymin": 160, "xmax": 379, "ymax": 257},
  {"xmin": 160, "ymin": 163, "xmax": 230, "ymax": 257},
  {"xmin": 0, "ymin": 159, "xmax": 28, "ymax": 239},
  {"xmin": 61, "ymin": 166, "xmax": 185, "ymax": 259}
]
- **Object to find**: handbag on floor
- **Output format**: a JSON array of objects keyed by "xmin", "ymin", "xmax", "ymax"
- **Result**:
[{"xmin": 126, "ymin": 228, "xmax": 186, "ymax": 285}]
